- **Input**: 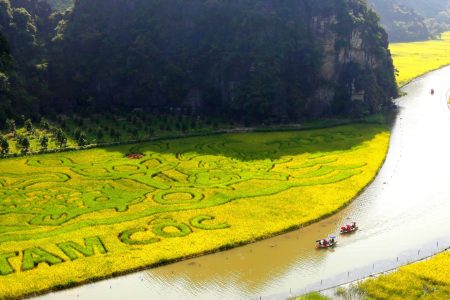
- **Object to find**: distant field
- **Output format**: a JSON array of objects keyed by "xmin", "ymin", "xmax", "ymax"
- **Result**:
[
  {"xmin": 359, "ymin": 251, "xmax": 450, "ymax": 299},
  {"xmin": 390, "ymin": 31, "xmax": 450, "ymax": 86},
  {"xmin": 0, "ymin": 124, "xmax": 389, "ymax": 298}
]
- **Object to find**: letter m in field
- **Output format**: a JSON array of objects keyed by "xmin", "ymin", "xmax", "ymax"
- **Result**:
[{"xmin": 57, "ymin": 236, "xmax": 107, "ymax": 261}]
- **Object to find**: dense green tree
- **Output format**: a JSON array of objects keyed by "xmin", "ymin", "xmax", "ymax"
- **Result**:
[
  {"xmin": 77, "ymin": 132, "xmax": 87, "ymax": 146},
  {"xmin": 40, "ymin": 118, "xmax": 49, "ymax": 130},
  {"xmin": 48, "ymin": 0, "xmax": 397, "ymax": 122},
  {"xmin": 19, "ymin": 136, "xmax": 30, "ymax": 153},
  {"xmin": 24, "ymin": 118, "xmax": 33, "ymax": 133},
  {"xmin": 5, "ymin": 119, "xmax": 16, "ymax": 133},
  {"xmin": 0, "ymin": 0, "xmax": 62, "ymax": 120},
  {"xmin": 58, "ymin": 134, "xmax": 67, "ymax": 148},
  {"xmin": 96, "ymin": 129, "xmax": 104, "ymax": 141},
  {"xmin": 40, "ymin": 134, "xmax": 49, "ymax": 150},
  {"xmin": 1, "ymin": 137, "xmax": 9, "ymax": 154}
]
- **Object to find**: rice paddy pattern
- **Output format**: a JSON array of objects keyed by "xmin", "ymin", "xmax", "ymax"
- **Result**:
[
  {"xmin": 0, "ymin": 125, "xmax": 390, "ymax": 298},
  {"xmin": 0, "ymin": 129, "xmax": 371, "ymax": 242}
]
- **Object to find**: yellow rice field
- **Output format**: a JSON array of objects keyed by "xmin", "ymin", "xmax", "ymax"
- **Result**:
[
  {"xmin": 0, "ymin": 124, "xmax": 389, "ymax": 298},
  {"xmin": 390, "ymin": 31, "xmax": 450, "ymax": 86},
  {"xmin": 359, "ymin": 251, "xmax": 450, "ymax": 299}
]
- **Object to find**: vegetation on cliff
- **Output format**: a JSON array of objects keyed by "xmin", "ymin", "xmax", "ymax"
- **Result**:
[{"xmin": 0, "ymin": 0, "xmax": 397, "ymax": 125}]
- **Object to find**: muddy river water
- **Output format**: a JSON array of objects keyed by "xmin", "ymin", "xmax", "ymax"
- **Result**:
[{"xmin": 38, "ymin": 65, "xmax": 450, "ymax": 299}]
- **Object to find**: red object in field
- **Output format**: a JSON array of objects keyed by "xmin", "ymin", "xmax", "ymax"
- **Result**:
[{"xmin": 126, "ymin": 153, "xmax": 144, "ymax": 159}]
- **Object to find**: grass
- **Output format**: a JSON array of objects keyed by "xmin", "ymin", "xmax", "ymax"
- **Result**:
[
  {"xmin": 294, "ymin": 292, "xmax": 329, "ymax": 300},
  {"xmin": 390, "ymin": 31, "xmax": 450, "ymax": 86},
  {"xmin": 0, "ymin": 123, "xmax": 389, "ymax": 298}
]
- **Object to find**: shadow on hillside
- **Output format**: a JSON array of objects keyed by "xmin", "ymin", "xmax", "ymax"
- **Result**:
[{"xmin": 100, "ymin": 124, "xmax": 387, "ymax": 161}]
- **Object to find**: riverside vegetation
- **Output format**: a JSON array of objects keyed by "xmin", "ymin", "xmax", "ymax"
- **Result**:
[
  {"xmin": 359, "ymin": 251, "xmax": 450, "ymax": 299},
  {"xmin": 0, "ymin": 124, "xmax": 389, "ymax": 298}
]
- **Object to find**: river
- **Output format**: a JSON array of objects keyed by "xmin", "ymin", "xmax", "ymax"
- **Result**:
[{"xmin": 37, "ymin": 65, "xmax": 450, "ymax": 299}]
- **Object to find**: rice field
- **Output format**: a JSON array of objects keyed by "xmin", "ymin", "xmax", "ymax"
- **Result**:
[
  {"xmin": 390, "ymin": 31, "xmax": 450, "ymax": 86},
  {"xmin": 359, "ymin": 251, "xmax": 450, "ymax": 299},
  {"xmin": 0, "ymin": 124, "xmax": 389, "ymax": 298}
]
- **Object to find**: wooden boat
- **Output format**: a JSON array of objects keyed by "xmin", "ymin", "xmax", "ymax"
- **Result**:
[
  {"xmin": 316, "ymin": 236, "xmax": 337, "ymax": 249},
  {"xmin": 340, "ymin": 226, "xmax": 358, "ymax": 234}
]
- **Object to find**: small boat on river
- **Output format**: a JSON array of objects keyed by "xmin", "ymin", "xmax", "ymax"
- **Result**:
[
  {"xmin": 340, "ymin": 222, "xmax": 358, "ymax": 234},
  {"xmin": 316, "ymin": 235, "xmax": 337, "ymax": 249}
]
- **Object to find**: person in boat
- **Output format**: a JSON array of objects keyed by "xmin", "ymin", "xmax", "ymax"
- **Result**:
[
  {"xmin": 351, "ymin": 222, "xmax": 357, "ymax": 229},
  {"xmin": 322, "ymin": 239, "xmax": 328, "ymax": 246},
  {"xmin": 329, "ymin": 237, "xmax": 335, "ymax": 244},
  {"xmin": 341, "ymin": 226, "xmax": 347, "ymax": 232},
  {"xmin": 346, "ymin": 224, "xmax": 352, "ymax": 231}
]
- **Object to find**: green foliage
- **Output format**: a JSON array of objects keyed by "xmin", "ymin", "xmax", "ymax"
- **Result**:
[
  {"xmin": 368, "ymin": 0, "xmax": 450, "ymax": 42},
  {"xmin": 24, "ymin": 118, "xmax": 33, "ymax": 133},
  {"xmin": 47, "ymin": 0, "xmax": 396, "ymax": 121},
  {"xmin": 368, "ymin": 0, "xmax": 432, "ymax": 42},
  {"xmin": 0, "ymin": 0, "xmax": 53, "ymax": 120},
  {"xmin": 40, "ymin": 118, "xmax": 49, "ymax": 130},
  {"xmin": 6, "ymin": 119, "xmax": 16, "ymax": 133},
  {"xmin": 40, "ymin": 135, "xmax": 49, "ymax": 150},
  {"xmin": 0, "ymin": 137, "xmax": 9, "ymax": 155},
  {"xmin": 77, "ymin": 132, "xmax": 87, "ymax": 146},
  {"xmin": 295, "ymin": 292, "xmax": 329, "ymax": 300}
]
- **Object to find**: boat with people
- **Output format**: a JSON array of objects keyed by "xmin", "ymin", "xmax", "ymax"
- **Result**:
[
  {"xmin": 340, "ymin": 221, "xmax": 358, "ymax": 234},
  {"xmin": 316, "ymin": 235, "xmax": 337, "ymax": 249}
]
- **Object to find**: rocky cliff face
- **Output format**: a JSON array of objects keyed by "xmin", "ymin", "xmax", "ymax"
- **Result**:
[
  {"xmin": 48, "ymin": 0, "xmax": 398, "ymax": 121},
  {"xmin": 306, "ymin": 3, "xmax": 397, "ymax": 117}
]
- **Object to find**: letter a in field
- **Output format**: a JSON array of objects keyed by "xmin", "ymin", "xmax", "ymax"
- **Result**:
[
  {"xmin": 22, "ymin": 247, "xmax": 63, "ymax": 271},
  {"xmin": 57, "ymin": 236, "xmax": 107, "ymax": 261},
  {"xmin": 0, "ymin": 252, "xmax": 18, "ymax": 275}
]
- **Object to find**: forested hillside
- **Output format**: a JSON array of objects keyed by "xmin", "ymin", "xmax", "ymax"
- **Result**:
[
  {"xmin": 0, "ymin": 0, "xmax": 53, "ymax": 122},
  {"xmin": 368, "ymin": 0, "xmax": 450, "ymax": 42},
  {"xmin": 0, "ymin": 0, "xmax": 398, "ymax": 124},
  {"xmin": 367, "ymin": 0, "xmax": 431, "ymax": 42}
]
